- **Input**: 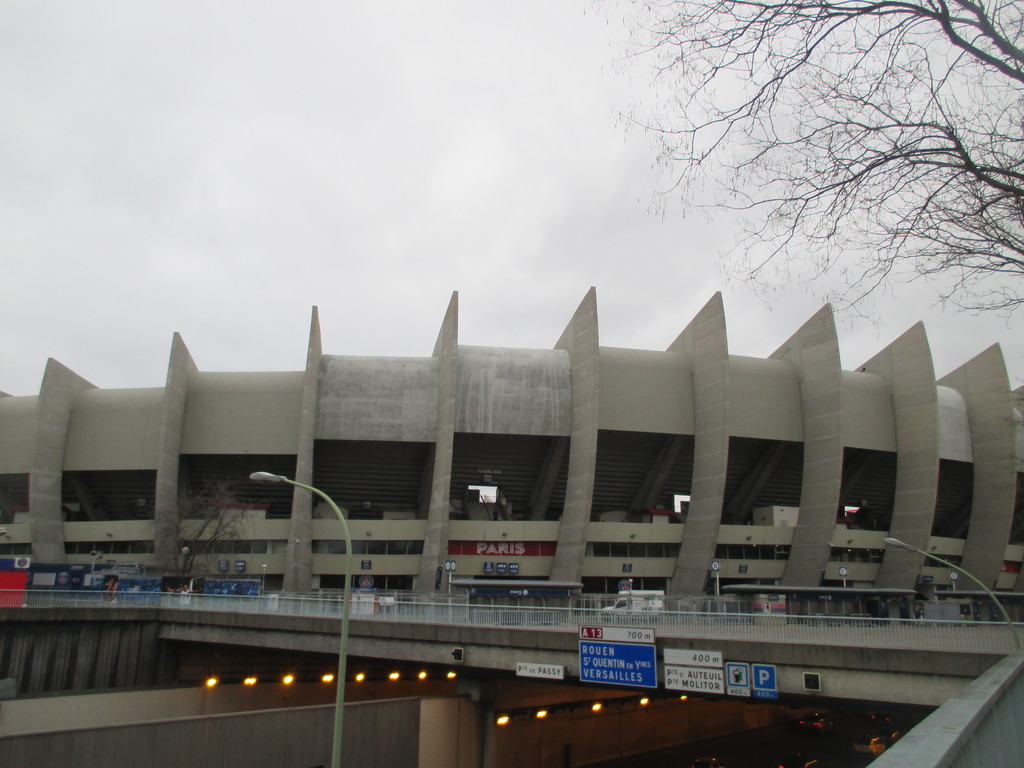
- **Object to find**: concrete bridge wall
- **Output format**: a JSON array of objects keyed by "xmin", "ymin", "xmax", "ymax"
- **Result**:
[
  {"xmin": 0, "ymin": 607, "xmax": 1004, "ymax": 707},
  {"xmin": 0, "ymin": 608, "xmax": 175, "ymax": 694},
  {"xmin": 0, "ymin": 694, "xmax": 478, "ymax": 768}
]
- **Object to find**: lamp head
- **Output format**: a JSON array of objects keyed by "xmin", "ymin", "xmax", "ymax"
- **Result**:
[
  {"xmin": 250, "ymin": 472, "xmax": 287, "ymax": 483},
  {"xmin": 883, "ymin": 537, "xmax": 914, "ymax": 551}
]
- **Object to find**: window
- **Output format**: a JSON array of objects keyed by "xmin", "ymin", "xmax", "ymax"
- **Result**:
[{"xmin": 468, "ymin": 485, "xmax": 499, "ymax": 503}]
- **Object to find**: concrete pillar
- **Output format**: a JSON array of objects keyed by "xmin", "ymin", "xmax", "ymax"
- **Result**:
[
  {"xmin": 549, "ymin": 288, "xmax": 600, "ymax": 583},
  {"xmin": 939, "ymin": 345, "xmax": 1017, "ymax": 588},
  {"xmin": 29, "ymin": 359, "xmax": 95, "ymax": 563},
  {"xmin": 283, "ymin": 307, "xmax": 323, "ymax": 592},
  {"xmin": 418, "ymin": 292, "xmax": 459, "ymax": 591},
  {"xmin": 528, "ymin": 436, "xmax": 569, "ymax": 521},
  {"xmin": 154, "ymin": 333, "xmax": 197, "ymax": 572},
  {"xmin": 864, "ymin": 323, "xmax": 941, "ymax": 589},
  {"xmin": 632, "ymin": 434, "xmax": 686, "ymax": 510},
  {"xmin": 773, "ymin": 305, "xmax": 844, "ymax": 586},
  {"xmin": 669, "ymin": 293, "xmax": 730, "ymax": 595}
]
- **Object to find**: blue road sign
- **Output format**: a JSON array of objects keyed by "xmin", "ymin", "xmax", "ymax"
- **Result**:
[
  {"xmin": 752, "ymin": 663, "xmax": 778, "ymax": 699},
  {"xmin": 579, "ymin": 640, "xmax": 657, "ymax": 688}
]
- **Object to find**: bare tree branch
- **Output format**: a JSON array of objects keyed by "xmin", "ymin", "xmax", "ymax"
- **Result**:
[
  {"xmin": 154, "ymin": 482, "xmax": 253, "ymax": 577},
  {"xmin": 617, "ymin": 0, "xmax": 1024, "ymax": 311}
]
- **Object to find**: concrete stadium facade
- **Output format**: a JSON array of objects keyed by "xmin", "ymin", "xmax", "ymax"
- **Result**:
[{"xmin": 1, "ymin": 290, "xmax": 1022, "ymax": 596}]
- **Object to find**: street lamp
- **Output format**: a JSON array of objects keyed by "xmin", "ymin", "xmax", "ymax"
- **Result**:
[
  {"xmin": 250, "ymin": 471, "xmax": 352, "ymax": 768},
  {"xmin": 883, "ymin": 537, "xmax": 1021, "ymax": 651},
  {"xmin": 89, "ymin": 550, "xmax": 103, "ymax": 586}
]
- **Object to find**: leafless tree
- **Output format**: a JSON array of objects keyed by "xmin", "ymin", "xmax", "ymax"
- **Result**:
[
  {"xmin": 155, "ymin": 483, "xmax": 253, "ymax": 577},
  {"xmin": 618, "ymin": 0, "xmax": 1024, "ymax": 311}
]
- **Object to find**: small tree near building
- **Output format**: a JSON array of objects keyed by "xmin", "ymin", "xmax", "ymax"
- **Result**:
[{"xmin": 155, "ymin": 483, "xmax": 254, "ymax": 578}]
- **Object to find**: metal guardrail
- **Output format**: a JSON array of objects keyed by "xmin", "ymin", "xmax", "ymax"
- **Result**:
[{"xmin": 3, "ymin": 589, "xmax": 1018, "ymax": 654}]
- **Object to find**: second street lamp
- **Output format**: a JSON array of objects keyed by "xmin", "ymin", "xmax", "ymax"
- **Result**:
[
  {"xmin": 883, "ymin": 537, "xmax": 1021, "ymax": 651},
  {"xmin": 250, "ymin": 471, "xmax": 353, "ymax": 768}
]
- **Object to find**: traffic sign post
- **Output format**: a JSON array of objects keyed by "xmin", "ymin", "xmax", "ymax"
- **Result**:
[
  {"xmin": 725, "ymin": 662, "xmax": 751, "ymax": 697},
  {"xmin": 664, "ymin": 648, "xmax": 725, "ymax": 695},
  {"xmin": 665, "ymin": 664, "xmax": 724, "ymax": 694},
  {"xmin": 444, "ymin": 559, "xmax": 456, "ymax": 592},
  {"xmin": 578, "ymin": 626, "xmax": 657, "ymax": 689},
  {"xmin": 752, "ymin": 663, "xmax": 778, "ymax": 699}
]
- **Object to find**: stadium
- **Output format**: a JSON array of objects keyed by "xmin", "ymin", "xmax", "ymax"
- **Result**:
[{"xmin": 1, "ymin": 290, "xmax": 1022, "ymax": 610}]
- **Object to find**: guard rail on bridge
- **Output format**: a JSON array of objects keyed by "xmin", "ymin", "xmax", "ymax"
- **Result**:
[{"xmin": 3, "ymin": 589, "xmax": 1018, "ymax": 655}]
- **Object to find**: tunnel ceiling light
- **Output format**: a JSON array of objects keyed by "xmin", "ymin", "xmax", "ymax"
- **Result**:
[
  {"xmin": 355, "ymin": 672, "xmax": 366, "ymax": 682},
  {"xmin": 205, "ymin": 677, "xmax": 219, "ymax": 688},
  {"xmin": 591, "ymin": 702, "xmax": 602, "ymax": 712},
  {"xmin": 388, "ymin": 671, "xmax": 400, "ymax": 680},
  {"xmin": 418, "ymin": 671, "xmax": 428, "ymax": 680},
  {"xmin": 322, "ymin": 673, "xmax": 335, "ymax": 683},
  {"xmin": 639, "ymin": 697, "xmax": 649, "ymax": 706},
  {"xmin": 535, "ymin": 710, "xmax": 548, "ymax": 719},
  {"xmin": 282, "ymin": 674, "xmax": 295, "ymax": 685},
  {"xmin": 496, "ymin": 715, "xmax": 510, "ymax": 726},
  {"xmin": 446, "ymin": 671, "xmax": 457, "ymax": 679},
  {"xmin": 244, "ymin": 676, "xmax": 258, "ymax": 686}
]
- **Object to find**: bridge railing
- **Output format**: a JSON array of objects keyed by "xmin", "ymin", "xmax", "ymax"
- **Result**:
[{"xmin": 4, "ymin": 588, "xmax": 1017, "ymax": 654}]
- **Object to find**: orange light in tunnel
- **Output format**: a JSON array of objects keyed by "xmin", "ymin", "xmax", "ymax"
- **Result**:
[
  {"xmin": 496, "ymin": 715, "xmax": 510, "ymax": 726},
  {"xmin": 322, "ymin": 673, "xmax": 335, "ymax": 683},
  {"xmin": 418, "ymin": 671, "xmax": 428, "ymax": 680},
  {"xmin": 282, "ymin": 674, "xmax": 295, "ymax": 685},
  {"xmin": 355, "ymin": 672, "xmax": 366, "ymax": 682},
  {"xmin": 205, "ymin": 677, "xmax": 219, "ymax": 688},
  {"xmin": 388, "ymin": 671, "xmax": 401, "ymax": 681},
  {"xmin": 243, "ymin": 677, "xmax": 258, "ymax": 686},
  {"xmin": 535, "ymin": 710, "xmax": 548, "ymax": 719},
  {"xmin": 591, "ymin": 702, "xmax": 602, "ymax": 712}
]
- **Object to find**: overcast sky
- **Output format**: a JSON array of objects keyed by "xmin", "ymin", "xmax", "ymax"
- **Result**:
[{"xmin": 2, "ymin": 1, "xmax": 1021, "ymax": 399}]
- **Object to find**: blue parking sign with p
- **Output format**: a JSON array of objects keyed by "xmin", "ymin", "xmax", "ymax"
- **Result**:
[{"xmin": 752, "ymin": 663, "xmax": 778, "ymax": 699}]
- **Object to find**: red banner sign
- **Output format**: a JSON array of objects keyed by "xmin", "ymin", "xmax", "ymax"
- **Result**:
[{"xmin": 448, "ymin": 541, "xmax": 557, "ymax": 557}]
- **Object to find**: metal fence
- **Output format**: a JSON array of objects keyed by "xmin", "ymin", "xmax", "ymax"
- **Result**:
[{"xmin": 4, "ymin": 588, "xmax": 1018, "ymax": 654}]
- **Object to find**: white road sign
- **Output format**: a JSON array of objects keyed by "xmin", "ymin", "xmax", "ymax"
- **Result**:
[
  {"xmin": 579, "ymin": 626, "xmax": 655, "ymax": 644},
  {"xmin": 516, "ymin": 662, "xmax": 564, "ymax": 680},
  {"xmin": 665, "ymin": 665, "xmax": 725, "ymax": 694},
  {"xmin": 664, "ymin": 649, "xmax": 722, "ymax": 668}
]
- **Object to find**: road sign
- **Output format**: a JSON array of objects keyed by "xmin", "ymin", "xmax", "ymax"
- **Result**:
[
  {"xmin": 664, "ymin": 649, "xmax": 722, "ymax": 668},
  {"xmin": 752, "ymin": 663, "xmax": 778, "ymax": 699},
  {"xmin": 517, "ymin": 662, "xmax": 564, "ymax": 680},
  {"xmin": 725, "ymin": 662, "xmax": 751, "ymax": 697},
  {"xmin": 710, "ymin": 560, "xmax": 721, "ymax": 572},
  {"xmin": 665, "ymin": 664, "xmax": 724, "ymax": 694},
  {"xmin": 579, "ymin": 626, "xmax": 655, "ymax": 644},
  {"xmin": 579, "ymin": 640, "xmax": 657, "ymax": 688}
]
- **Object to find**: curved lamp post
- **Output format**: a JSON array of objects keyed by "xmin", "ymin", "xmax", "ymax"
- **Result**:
[
  {"xmin": 883, "ymin": 537, "xmax": 1021, "ymax": 651},
  {"xmin": 250, "ymin": 472, "xmax": 352, "ymax": 768}
]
